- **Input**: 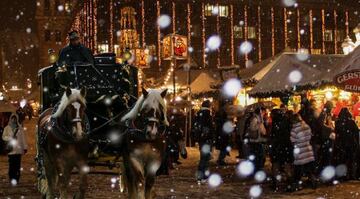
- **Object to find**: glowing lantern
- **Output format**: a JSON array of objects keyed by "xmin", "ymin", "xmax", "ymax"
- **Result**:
[
  {"xmin": 162, "ymin": 34, "xmax": 188, "ymax": 60},
  {"xmin": 134, "ymin": 48, "xmax": 150, "ymax": 68}
]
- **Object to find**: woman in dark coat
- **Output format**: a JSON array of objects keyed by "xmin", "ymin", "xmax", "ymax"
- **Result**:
[
  {"xmin": 334, "ymin": 108, "xmax": 359, "ymax": 180},
  {"xmin": 269, "ymin": 109, "xmax": 293, "ymax": 191}
]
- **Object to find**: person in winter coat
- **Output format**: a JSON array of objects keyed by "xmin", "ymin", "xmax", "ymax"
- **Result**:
[
  {"xmin": 2, "ymin": 113, "xmax": 28, "ymax": 184},
  {"xmin": 193, "ymin": 100, "xmax": 214, "ymax": 181},
  {"xmin": 334, "ymin": 108, "xmax": 359, "ymax": 180},
  {"xmin": 269, "ymin": 108, "xmax": 293, "ymax": 191},
  {"xmin": 214, "ymin": 108, "xmax": 231, "ymax": 166},
  {"xmin": 317, "ymin": 101, "xmax": 336, "ymax": 172},
  {"xmin": 245, "ymin": 107, "xmax": 267, "ymax": 172},
  {"xmin": 290, "ymin": 113, "xmax": 317, "ymax": 190}
]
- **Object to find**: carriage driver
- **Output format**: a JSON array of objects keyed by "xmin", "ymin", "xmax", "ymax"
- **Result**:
[{"xmin": 56, "ymin": 30, "xmax": 94, "ymax": 68}]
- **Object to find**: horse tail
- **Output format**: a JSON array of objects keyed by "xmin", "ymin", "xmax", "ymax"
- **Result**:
[{"xmin": 35, "ymin": 125, "xmax": 49, "ymax": 195}]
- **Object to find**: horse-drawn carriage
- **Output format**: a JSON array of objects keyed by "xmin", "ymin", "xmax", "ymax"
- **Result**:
[{"xmin": 36, "ymin": 53, "xmax": 176, "ymax": 199}]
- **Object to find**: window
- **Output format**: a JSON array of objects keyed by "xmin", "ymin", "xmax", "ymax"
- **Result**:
[
  {"xmin": 55, "ymin": 30, "xmax": 61, "ymax": 42},
  {"xmin": 45, "ymin": 30, "xmax": 51, "ymax": 41},
  {"xmin": 336, "ymin": 30, "xmax": 345, "ymax": 42},
  {"xmin": 219, "ymin": 6, "xmax": 229, "ymax": 17},
  {"xmin": 324, "ymin": 29, "xmax": 333, "ymax": 41},
  {"xmin": 234, "ymin": 26, "xmax": 243, "ymax": 39},
  {"xmin": 248, "ymin": 27, "xmax": 256, "ymax": 39},
  {"xmin": 204, "ymin": 4, "xmax": 228, "ymax": 17}
]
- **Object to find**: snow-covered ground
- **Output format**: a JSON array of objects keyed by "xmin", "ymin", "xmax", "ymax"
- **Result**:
[{"xmin": 1, "ymin": 119, "xmax": 360, "ymax": 198}]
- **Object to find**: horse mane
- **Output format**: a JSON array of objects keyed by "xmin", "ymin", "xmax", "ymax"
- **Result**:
[
  {"xmin": 121, "ymin": 89, "xmax": 168, "ymax": 126},
  {"xmin": 52, "ymin": 89, "xmax": 86, "ymax": 118}
]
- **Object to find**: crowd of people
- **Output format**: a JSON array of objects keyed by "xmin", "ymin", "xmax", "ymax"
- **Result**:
[{"xmin": 190, "ymin": 98, "xmax": 360, "ymax": 191}]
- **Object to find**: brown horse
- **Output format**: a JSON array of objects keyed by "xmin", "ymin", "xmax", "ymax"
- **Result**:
[
  {"xmin": 120, "ymin": 88, "xmax": 169, "ymax": 199},
  {"xmin": 37, "ymin": 87, "xmax": 89, "ymax": 199}
]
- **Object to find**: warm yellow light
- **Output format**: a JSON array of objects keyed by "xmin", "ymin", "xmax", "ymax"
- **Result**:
[{"xmin": 325, "ymin": 91, "xmax": 333, "ymax": 100}]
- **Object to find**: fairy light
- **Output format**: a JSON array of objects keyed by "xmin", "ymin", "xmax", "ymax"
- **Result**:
[
  {"xmin": 345, "ymin": 10, "xmax": 349, "ymax": 36},
  {"xmin": 271, "ymin": 7, "xmax": 275, "ymax": 56},
  {"xmin": 322, "ymin": 9, "xmax": 325, "ymax": 53},
  {"xmin": 109, "ymin": 0, "xmax": 114, "ymax": 52},
  {"xmin": 93, "ymin": 0, "xmax": 98, "ymax": 53},
  {"xmin": 297, "ymin": 8, "xmax": 300, "ymax": 50},
  {"xmin": 309, "ymin": 10, "xmax": 313, "ymax": 53},
  {"xmin": 84, "ymin": 0, "xmax": 88, "ymax": 47},
  {"xmin": 216, "ymin": 3, "xmax": 220, "ymax": 68},
  {"xmin": 334, "ymin": 10, "xmax": 338, "ymax": 53},
  {"xmin": 89, "ymin": 0, "xmax": 93, "ymax": 50},
  {"xmin": 257, "ymin": 6, "xmax": 262, "ymax": 61},
  {"xmin": 187, "ymin": 3, "xmax": 191, "ymax": 64},
  {"xmin": 156, "ymin": 0, "xmax": 161, "ymax": 69},
  {"xmin": 230, "ymin": 4, "xmax": 234, "ymax": 65},
  {"xmin": 202, "ymin": 2, "xmax": 205, "ymax": 68},
  {"xmin": 244, "ymin": 5, "xmax": 248, "ymax": 61},
  {"xmin": 172, "ymin": 1, "xmax": 176, "ymax": 33},
  {"xmin": 141, "ymin": 0, "xmax": 145, "ymax": 47},
  {"xmin": 284, "ymin": 8, "xmax": 288, "ymax": 47}
]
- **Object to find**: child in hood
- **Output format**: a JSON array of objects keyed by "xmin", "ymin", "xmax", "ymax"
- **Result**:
[{"xmin": 2, "ymin": 113, "xmax": 28, "ymax": 184}]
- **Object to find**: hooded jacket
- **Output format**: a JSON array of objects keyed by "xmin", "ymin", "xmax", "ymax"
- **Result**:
[
  {"xmin": 290, "ymin": 121, "xmax": 315, "ymax": 165},
  {"xmin": 2, "ymin": 113, "xmax": 28, "ymax": 155}
]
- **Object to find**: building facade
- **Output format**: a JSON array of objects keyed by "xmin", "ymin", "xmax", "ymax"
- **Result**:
[{"xmin": 46, "ymin": 0, "xmax": 360, "ymax": 76}]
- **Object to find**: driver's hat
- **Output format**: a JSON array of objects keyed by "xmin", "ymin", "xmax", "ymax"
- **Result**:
[{"xmin": 68, "ymin": 30, "xmax": 80, "ymax": 40}]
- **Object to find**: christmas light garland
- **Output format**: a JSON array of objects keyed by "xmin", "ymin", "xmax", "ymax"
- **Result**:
[
  {"xmin": 309, "ymin": 10, "xmax": 313, "ymax": 53},
  {"xmin": 187, "ymin": 3, "xmax": 191, "ymax": 63},
  {"xmin": 230, "ymin": 4, "xmax": 234, "ymax": 65},
  {"xmin": 109, "ymin": 0, "xmax": 114, "ymax": 52},
  {"xmin": 297, "ymin": 8, "xmax": 301, "ymax": 49},
  {"xmin": 216, "ymin": 3, "xmax": 220, "ymax": 68},
  {"xmin": 345, "ymin": 10, "xmax": 349, "ymax": 36},
  {"xmin": 284, "ymin": 8, "xmax": 288, "ymax": 47},
  {"xmin": 257, "ymin": 6, "xmax": 262, "ymax": 61},
  {"xmin": 202, "ymin": 2, "xmax": 205, "ymax": 68},
  {"xmin": 334, "ymin": 10, "xmax": 338, "ymax": 53},
  {"xmin": 271, "ymin": 7, "xmax": 275, "ymax": 56},
  {"xmin": 141, "ymin": 0, "xmax": 145, "ymax": 47},
  {"xmin": 93, "ymin": 0, "xmax": 98, "ymax": 53},
  {"xmin": 244, "ymin": 5, "xmax": 248, "ymax": 61},
  {"xmin": 321, "ymin": 9, "xmax": 325, "ymax": 53},
  {"xmin": 172, "ymin": 1, "xmax": 176, "ymax": 33},
  {"xmin": 157, "ymin": 0, "xmax": 161, "ymax": 69}
]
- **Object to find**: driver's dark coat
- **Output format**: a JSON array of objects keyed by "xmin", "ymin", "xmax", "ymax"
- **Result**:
[{"xmin": 56, "ymin": 44, "xmax": 94, "ymax": 67}]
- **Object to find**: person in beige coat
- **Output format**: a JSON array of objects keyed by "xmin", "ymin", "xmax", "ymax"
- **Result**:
[{"xmin": 2, "ymin": 113, "xmax": 28, "ymax": 184}]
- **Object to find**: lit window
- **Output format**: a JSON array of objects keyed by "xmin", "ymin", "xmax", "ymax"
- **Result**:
[
  {"xmin": 234, "ymin": 26, "xmax": 243, "ymax": 39},
  {"xmin": 204, "ymin": 4, "xmax": 213, "ymax": 16},
  {"xmin": 204, "ymin": 4, "xmax": 228, "ymax": 17},
  {"xmin": 336, "ymin": 30, "xmax": 345, "ymax": 42},
  {"xmin": 312, "ymin": 49, "xmax": 322, "ymax": 54},
  {"xmin": 98, "ymin": 44, "xmax": 109, "ymax": 53},
  {"xmin": 324, "ymin": 29, "xmax": 333, "ymax": 41},
  {"xmin": 248, "ymin": 27, "xmax": 256, "ymax": 39},
  {"xmin": 219, "ymin": 6, "xmax": 228, "ymax": 17}
]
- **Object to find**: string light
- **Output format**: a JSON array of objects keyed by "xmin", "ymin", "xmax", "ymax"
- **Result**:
[
  {"xmin": 156, "ymin": 0, "xmax": 161, "ymax": 69},
  {"xmin": 93, "ymin": 0, "xmax": 98, "ymax": 53},
  {"xmin": 109, "ymin": 0, "xmax": 114, "ymax": 52},
  {"xmin": 230, "ymin": 4, "xmax": 234, "ymax": 65},
  {"xmin": 309, "ymin": 10, "xmax": 313, "ymax": 53},
  {"xmin": 284, "ymin": 8, "xmax": 288, "ymax": 47},
  {"xmin": 89, "ymin": 0, "xmax": 93, "ymax": 50},
  {"xmin": 322, "ymin": 9, "xmax": 325, "ymax": 53},
  {"xmin": 141, "ymin": 0, "xmax": 145, "ymax": 47},
  {"xmin": 271, "ymin": 7, "xmax": 275, "ymax": 56},
  {"xmin": 187, "ymin": 3, "xmax": 191, "ymax": 63},
  {"xmin": 345, "ymin": 10, "xmax": 349, "ymax": 36},
  {"xmin": 172, "ymin": 1, "xmax": 176, "ymax": 33},
  {"xmin": 216, "ymin": 3, "xmax": 220, "ymax": 68},
  {"xmin": 202, "ymin": 3, "xmax": 205, "ymax": 68},
  {"xmin": 297, "ymin": 8, "xmax": 300, "ymax": 50},
  {"xmin": 334, "ymin": 10, "xmax": 338, "ymax": 53},
  {"xmin": 257, "ymin": 6, "xmax": 262, "ymax": 62},
  {"xmin": 244, "ymin": 5, "xmax": 248, "ymax": 61}
]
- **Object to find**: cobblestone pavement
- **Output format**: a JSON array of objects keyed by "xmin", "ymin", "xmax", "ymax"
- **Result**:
[{"xmin": 1, "ymin": 119, "xmax": 360, "ymax": 198}]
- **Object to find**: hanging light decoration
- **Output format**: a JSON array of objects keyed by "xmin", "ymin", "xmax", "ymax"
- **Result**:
[
  {"xmin": 157, "ymin": 0, "xmax": 161, "ymax": 69},
  {"xmin": 244, "ymin": 5, "xmax": 248, "ymax": 61},
  {"xmin": 202, "ymin": 2, "xmax": 205, "ymax": 68},
  {"xmin": 284, "ymin": 8, "xmax": 288, "ymax": 47},
  {"xmin": 93, "ymin": 0, "xmax": 98, "ymax": 53},
  {"xmin": 271, "ymin": 7, "xmax": 275, "ymax": 56},
  {"xmin": 345, "ymin": 10, "xmax": 349, "ymax": 36},
  {"xmin": 172, "ymin": 1, "xmax": 176, "ymax": 33},
  {"xmin": 109, "ymin": 0, "xmax": 114, "ymax": 52},
  {"xmin": 322, "ymin": 9, "xmax": 325, "ymax": 53},
  {"xmin": 230, "ymin": 4, "xmax": 234, "ymax": 65},
  {"xmin": 309, "ymin": 10, "xmax": 313, "ymax": 53},
  {"xmin": 187, "ymin": 3, "xmax": 191, "ymax": 64},
  {"xmin": 297, "ymin": 8, "xmax": 300, "ymax": 50},
  {"xmin": 141, "ymin": 0, "xmax": 145, "ymax": 47},
  {"xmin": 334, "ymin": 10, "xmax": 338, "ymax": 53},
  {"xmin": 216, "ymin": 3, "xmax": 220, "ymax": 68},
  {"xmin": 257, "ymin": 6, "xmax": 262, "ymax": 62}
]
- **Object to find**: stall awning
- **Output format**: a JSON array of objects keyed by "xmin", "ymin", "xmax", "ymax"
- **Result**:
[
  {"xmin": 190, "ymin": 72, "xmax": 219, "ymax": 95},
  {"xmin": 248, "ymin": 53, "xmax": 344, "ymax": 97}
]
